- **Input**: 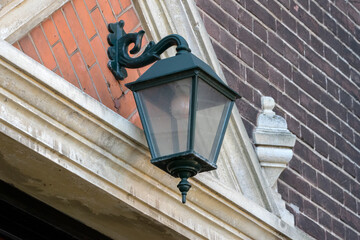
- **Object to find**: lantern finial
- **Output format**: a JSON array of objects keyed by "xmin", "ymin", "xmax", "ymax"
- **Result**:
[{"xmin": 177, "ymin": 175, "xmax": 191, "ymax": 204}]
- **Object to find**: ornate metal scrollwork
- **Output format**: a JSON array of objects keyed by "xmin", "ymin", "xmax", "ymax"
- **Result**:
[{"xmin": 107, "ymin": 20, "xmax": 191, "ymax": 80}]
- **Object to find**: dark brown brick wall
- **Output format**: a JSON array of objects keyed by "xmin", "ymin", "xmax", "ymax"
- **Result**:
[{"xmin": 196, "ymin": 0, "xmax": 360, "ymax": 239}]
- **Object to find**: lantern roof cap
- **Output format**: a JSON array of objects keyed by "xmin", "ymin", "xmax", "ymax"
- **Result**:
[
  {"xmin": 125, "ymin": 52, "xmax": 241, "ymax": 99},
  {"xmin": 136, "ymin": 52, "xmax": 221, "ymax": 82}
]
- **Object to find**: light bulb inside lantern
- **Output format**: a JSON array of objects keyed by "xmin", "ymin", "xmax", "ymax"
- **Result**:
[
  {"xmin": 170, "ymin": 83, "xmax": 191, "ymax": 119},
  {"xmin": 171, "ymin": 94, "xmax": 189, "ymax": 119}
]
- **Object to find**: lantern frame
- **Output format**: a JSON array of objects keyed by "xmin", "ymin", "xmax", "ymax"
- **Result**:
[{"xmin": 107, "ymin": 20, "xmax": 241, "ymax": 203}]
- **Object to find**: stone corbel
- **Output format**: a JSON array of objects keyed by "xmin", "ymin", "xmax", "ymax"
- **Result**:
[
  {"xmin": 253, "ymin": 96, "xmax": 296, "ymax": 225},
  {"xmin": 254, "ymin": 96, "xmax": 296, "ymax": 189}
]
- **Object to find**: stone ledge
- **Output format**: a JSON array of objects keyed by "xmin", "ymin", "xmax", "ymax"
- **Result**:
[{"xmin": 254, "ymin": 129, "xmax": 297, "ymax": 147}]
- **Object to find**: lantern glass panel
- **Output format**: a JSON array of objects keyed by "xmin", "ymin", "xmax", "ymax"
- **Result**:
[
  {"xmin": 194, "ymin": 79, "xmax": 231, "ymax": 162},
  {"xmin": 137, "ymin": 78, "xmax": 192, "ymax": 158}
]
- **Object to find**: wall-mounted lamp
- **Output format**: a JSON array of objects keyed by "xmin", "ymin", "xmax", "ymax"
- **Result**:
[{"xmin": 107, "ymin": 21, "xmax": 241, "ymax": 203}]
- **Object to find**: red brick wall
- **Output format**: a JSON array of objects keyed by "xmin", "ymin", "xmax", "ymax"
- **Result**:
[
  {"xmin": 196, "ymin": 0, "xmax": 360, "ymax": 239},
  {"xmin": 14, "ymin": 0, "xmax": 146, "ymax": 128}
]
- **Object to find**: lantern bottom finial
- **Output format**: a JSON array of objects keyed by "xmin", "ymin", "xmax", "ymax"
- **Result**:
[
  {"xmin": 167, "ymin": 159, "xmax": 201, "ymax": 204},
  {"xmin": 177, "ymin": 173, "xmax": 191, "ymax": 204}
]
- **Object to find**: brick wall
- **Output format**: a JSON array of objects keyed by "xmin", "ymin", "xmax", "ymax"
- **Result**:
[
  {"xmin": 196, "ymin": 0, "xmax": 360, "ymax": 239},
  {"xmin": 14, "ymin": 0, "xmax": 146, "ymax": 128}
]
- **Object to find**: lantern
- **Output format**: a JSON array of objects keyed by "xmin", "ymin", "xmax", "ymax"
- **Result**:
[{"xmin": 107, "ymin": 21, "xmax": 241, "ymax": 203}]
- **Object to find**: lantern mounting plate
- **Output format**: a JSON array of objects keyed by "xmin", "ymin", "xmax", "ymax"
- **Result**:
[{"xmin": 107, "ymin": 20, "xmax": 191, "ymax": 80}]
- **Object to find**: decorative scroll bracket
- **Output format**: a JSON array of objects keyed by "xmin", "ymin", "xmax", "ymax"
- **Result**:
[{"xmin": 107, "ymin": 20, "xmax": 191, "ymax": 80}]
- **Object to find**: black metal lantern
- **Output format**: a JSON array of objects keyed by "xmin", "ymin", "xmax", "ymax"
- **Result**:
[{"xmin": 107, "ymin": 21, "xmax": 241, "ymax": 203}]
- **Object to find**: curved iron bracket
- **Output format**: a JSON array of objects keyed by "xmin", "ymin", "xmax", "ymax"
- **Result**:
[{"xmin": 107, "ymin": 20, "xmax": 191, "ymax": 80}]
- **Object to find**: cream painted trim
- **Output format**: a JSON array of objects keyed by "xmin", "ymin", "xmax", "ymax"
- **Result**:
[
  {"xmin": 0, "ymin": 0, "xmax": 69, "ymax": 42},
  {"xmin": 0, "ymin": 0, "xmax": 24, "ymax": 18},
  {"xmin": 0, "ymin": 39, "xmax": 312, "ymax": 240}
]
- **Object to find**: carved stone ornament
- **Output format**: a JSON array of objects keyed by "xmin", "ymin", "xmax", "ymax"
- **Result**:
[
  {"xmin": 253, "ymin": 96, "xmax": 297, "ymax": 225},
  {"xmin": 253, "ymin": 96, "xmax": 296, "ymax": 189}
]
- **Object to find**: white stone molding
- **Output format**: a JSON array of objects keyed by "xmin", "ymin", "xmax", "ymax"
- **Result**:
[
  {"xmin": 0, "ymin": 0, "xmax": 24, "ymax": 18},
  {"xmin": 253, "ymin": 96, "xmax": 297, "ymax": 225},
  {"xmin": 0, "ymin": 39, "xmax": 312, "ymax": 239},
  {"xmin": 0, "ymin": 0, "xmax": 69, "ymax": 42}
]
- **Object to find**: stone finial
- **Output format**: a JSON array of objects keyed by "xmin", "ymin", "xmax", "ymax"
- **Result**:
[
  {"xmin": 253, "ymin": 96, "xmax": 296, "ymax": 189},
  {"xmin": 261, "ymin": 96, "xmax": 275, "ymax": 116}
]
